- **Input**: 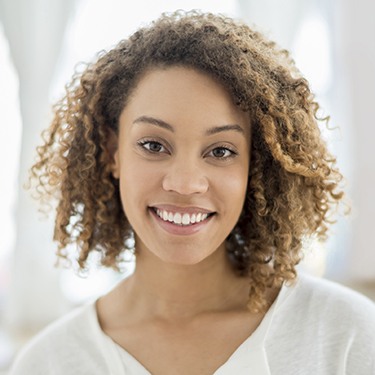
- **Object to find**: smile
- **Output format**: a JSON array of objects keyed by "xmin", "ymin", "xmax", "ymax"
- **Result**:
[
  {"xmin": 154, "ymin": 208, "xmax": 212, "ymax": 226},
  {"xmin": 149, "ymin": 206, "xmax": 216, "ymax": 235}
]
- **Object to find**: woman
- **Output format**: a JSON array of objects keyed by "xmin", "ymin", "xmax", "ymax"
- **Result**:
[{"xmin": 11, "ymin": 11, "xmax": 375, "ymax": 374}]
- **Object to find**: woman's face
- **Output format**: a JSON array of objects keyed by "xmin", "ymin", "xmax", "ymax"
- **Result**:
[{"xmin": 112, "ymin": 66, "xmax": 250, "ymax": 266}]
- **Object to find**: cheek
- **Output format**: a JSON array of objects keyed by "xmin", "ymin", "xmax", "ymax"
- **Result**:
[
  {"xmin": 118, "ymin": 159, "xmax": 160, "ymax": 210},
  {"xmin": 222, "ymin": 164, "xmax": 249, "ymax": 200},
  {"xmin": 228, "ymin": 172, "xmax": 248, "ymax": 222}
]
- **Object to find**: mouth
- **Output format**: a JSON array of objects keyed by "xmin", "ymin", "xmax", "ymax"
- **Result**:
[{"xmin": 149, "ymin": 206, "xmax": 216, "ymax": 227}]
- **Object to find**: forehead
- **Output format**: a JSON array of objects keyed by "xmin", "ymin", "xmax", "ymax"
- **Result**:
[{"xmin": 120, "ymin": 66, "xmax": 250, "ymax": 134}]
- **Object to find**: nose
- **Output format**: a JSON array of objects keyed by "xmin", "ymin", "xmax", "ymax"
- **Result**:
[{"xmin": 162, "ymin": 157, "xmax": 209, "ymax": 195}]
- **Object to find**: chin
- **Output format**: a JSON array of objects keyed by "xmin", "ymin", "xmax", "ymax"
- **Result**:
[{"xmin": 155, "ymin": 246, "xmax": 220, "ymax": 267}]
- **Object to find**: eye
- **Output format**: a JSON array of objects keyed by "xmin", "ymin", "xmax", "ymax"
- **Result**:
[
  {"xmin": 209, "ymin": 146, "xmax": 237, "ymax": 159},
  {"xmin": 138, "ymin": 140, "xmax": 167, "ymax": 154}
]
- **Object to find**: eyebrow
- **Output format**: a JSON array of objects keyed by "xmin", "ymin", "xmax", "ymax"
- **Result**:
[
  {"xmin": 205, "ymin": 124, "xmax": 244, "ymax": 136},
  {"xmin": 133, "ymin": 116, "xmax": 174, "ymax": 132},
  {"xmin": 133, "ymin": 115, "xmax": 245, "ymax": 136}
]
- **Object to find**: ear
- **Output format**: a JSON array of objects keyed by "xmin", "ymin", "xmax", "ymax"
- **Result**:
[{"xmin": 107, "ymin": 129, "xmax": 120, "ymax": 179}]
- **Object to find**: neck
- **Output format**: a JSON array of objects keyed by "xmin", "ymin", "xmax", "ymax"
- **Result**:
[{"xmin": 121, "ymin": 245, "xmax": 250, "ymax": 321}]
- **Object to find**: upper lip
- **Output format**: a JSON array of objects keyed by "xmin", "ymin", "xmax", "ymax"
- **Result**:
[{"xmin": 150, "ymin": 204, "xmax": 215, "ymax": 215}]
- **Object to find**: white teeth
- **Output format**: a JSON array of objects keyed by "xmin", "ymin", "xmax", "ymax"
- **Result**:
[
  {"xmin": 182, "ymin": 213, "xmax": 190, "ymax": 225},
  {"xmin": 163, "ymin": 211, "xmax": 168, "ymax": 221},
  {"xmin": 154, "ymin": 209, "xmax": 212, "ymax": 226},
  {"xmin": 173, "ymin": 212, "xmax": 182, "ymax": 224}
]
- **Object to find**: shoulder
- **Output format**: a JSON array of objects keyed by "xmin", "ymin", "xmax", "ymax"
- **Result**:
[
  {"xmin": 267, "ymin": 273, "xmax": 375, "ymax": 374},
  {"xmin": 280, "ymin": 272, "xmax": 375, "ymax": 338},
  {"xmin": 292, "ymin": 273, "xmax": 375, "ymax": 324},
  {"xmin": 9, "ymin": 302, "xmax": 107, "ymax": 375}
]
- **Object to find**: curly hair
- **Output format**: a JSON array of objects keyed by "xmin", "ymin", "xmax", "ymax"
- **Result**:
[{"xmin": 30, "ymin": 10, "xmax": 344, "ymax": 312}]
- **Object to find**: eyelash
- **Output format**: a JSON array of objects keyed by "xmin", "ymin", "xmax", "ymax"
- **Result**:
[
  {"xmin": 208, "ymin": 144, "xmax": 237, "ymax": 159},
  {"xmin": 137, "ymin": 139, "xmax": 168, "ymax": 154},
  {"xmin": 137, "ymin": 139, "xmax": 238, "ymax": 160}
]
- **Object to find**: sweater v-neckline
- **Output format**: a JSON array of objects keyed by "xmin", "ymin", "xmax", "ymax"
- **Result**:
[{"xmin": 89, "ymin": 282, "xmax": 292, "ymax": 374}]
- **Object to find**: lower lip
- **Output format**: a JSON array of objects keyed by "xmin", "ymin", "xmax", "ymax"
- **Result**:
[{"xmin": 149, "ymin": 208, "xmax": 214, "ymax": 236}]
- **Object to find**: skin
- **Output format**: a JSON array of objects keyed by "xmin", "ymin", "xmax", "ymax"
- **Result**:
[{"xmin": 97, "ymin": 66, "xmax": 279, "ymax": 374}]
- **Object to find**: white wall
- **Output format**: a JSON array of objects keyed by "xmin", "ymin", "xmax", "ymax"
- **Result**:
[{"xmin": 336, "ymin": 0, "xmax": 375, "ymax": 280}]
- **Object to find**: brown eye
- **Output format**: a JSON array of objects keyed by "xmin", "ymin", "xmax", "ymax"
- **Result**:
[
  {"xmin": 148, "ymin": 142, "xmax": 163, "ymax": 152},
  {"xmin": 138, "ymin": 140, "xmax": 167, "ymax": 153},
  {"xmin": 211, "ymin": 147, "xmax": 234, "ymax": 158}
]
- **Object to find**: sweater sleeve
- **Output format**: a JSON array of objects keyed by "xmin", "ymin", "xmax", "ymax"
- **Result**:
[
  {"xmin": 266, "ymin": 274, "xmax": 375, "ymax": 375},
  {"xmin": 9, "ymin": 304, "xmax": 110, "ymax": 375},
  {"xmin": 344, "ymin": 295, "xmax": 375, "ymax": 374}
]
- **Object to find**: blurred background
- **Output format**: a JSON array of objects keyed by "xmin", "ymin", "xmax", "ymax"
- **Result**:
[{"xmin": 0, "ymin": 0, "xmax": 374, "ymax": 371}]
